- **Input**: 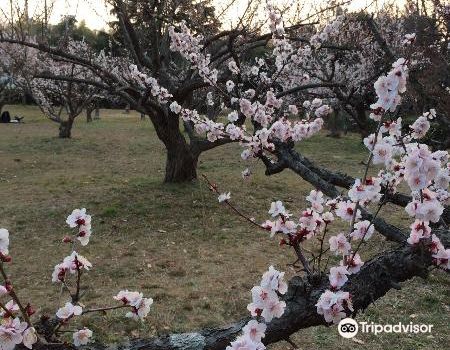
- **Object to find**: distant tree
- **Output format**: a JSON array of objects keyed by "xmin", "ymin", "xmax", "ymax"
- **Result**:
[{"xmin": 29, "ymin": 54, "xmax": 101, "ymax": 138}]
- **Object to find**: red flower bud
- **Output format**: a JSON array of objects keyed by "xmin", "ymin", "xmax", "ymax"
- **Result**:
[
  {"xmin": 0, "ymin": 253, "xmax": 12, "ymax": 263},
  {"xmin": 62, "ymin": 236, "xmax": 73, "ymax": 243},
  {"xmin": 75, "ymin": 218, "xmax": 86, "ymax": 226},
  {"xmin": 26, "ymin": 303, "xmax": 36, "ymax": 316}
]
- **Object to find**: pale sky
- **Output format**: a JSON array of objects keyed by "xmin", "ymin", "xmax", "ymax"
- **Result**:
[{"xmin": 0, "ymin": 0, "xmax": 405, "ymax": 31}]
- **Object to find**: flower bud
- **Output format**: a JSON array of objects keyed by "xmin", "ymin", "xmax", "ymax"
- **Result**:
[
  {"xmin": 0, "ymin": 253, "xmax": 12, "ymax": 263},
  {"xmin": 26, "ymin": 303, "xmax": 36, "ymax": 316}
]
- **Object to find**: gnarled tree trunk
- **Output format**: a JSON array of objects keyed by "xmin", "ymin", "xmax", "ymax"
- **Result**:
[
  {"xmin": 165, "ymin": 140, "xmax": 198, "ymax": 182},
  {"xmin": 59, "ymin": 118, "xmax": 74, "ymax": 138},
  {"xmin": 86, "ymin": 108, "xmax": 93, "ymax": 123},
  {"xmin": 146, "ymin": 108, "xmax": 199, "ymax": 183}
]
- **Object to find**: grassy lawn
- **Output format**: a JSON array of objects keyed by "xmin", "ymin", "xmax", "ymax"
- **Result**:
[{"xmin": 0, "ymin": 105, "xmax": 448, "ymax": 349}]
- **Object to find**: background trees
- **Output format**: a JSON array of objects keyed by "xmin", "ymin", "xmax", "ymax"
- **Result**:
[
  {"xmin": 2, "ymin": 1, "xmax": 449, "ymax": 182},
  {"xmin": 0, "ymin": 1, "xmax": 448, "ymax": 349}
]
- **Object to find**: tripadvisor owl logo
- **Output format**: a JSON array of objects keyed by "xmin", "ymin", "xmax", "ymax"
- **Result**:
[
  {"xmin": 338, "ymin": 318, "xmax": 359, "ymax": 338},
  {"xmin": 337, "ymin": 318, "xmax": 434, "ymax": 338}
]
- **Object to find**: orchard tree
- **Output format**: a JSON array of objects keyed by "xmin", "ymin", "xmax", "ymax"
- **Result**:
[
  {"xmin": 27, "ymin": 42, "xmax": 103, "ymax": 138},
  {"xmin": 401, "ymin": 0, "xmax": 450, "ymax": 149},
  {"xmin": 0, "ymin": 0, "xmax": 353, "ymax": 182}
]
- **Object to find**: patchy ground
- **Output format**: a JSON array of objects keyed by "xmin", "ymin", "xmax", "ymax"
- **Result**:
[{"xmin": 0, "ymin": 105, "xmax": 448, "ymax": 349}]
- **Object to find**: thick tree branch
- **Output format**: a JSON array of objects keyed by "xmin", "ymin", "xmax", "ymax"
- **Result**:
[{"xmin": 28, "ymin": 230, "xmax": 448, "ymax": 350}]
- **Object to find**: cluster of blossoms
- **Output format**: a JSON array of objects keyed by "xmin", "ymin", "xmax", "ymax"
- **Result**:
[
  {"xmin": 370, "ymin": 58, "xmax": 408, "ymax": 118},
  {"xmin": 66, "ymin": 208, "xmax": 92, "ymax": 245},
  {"xmin": 257, "ymin": 192, "xmax": 359, "ymax": 323},
  {"xmin": 168, "ymin": 22, "xmax": 218, "ymax": 84},
  {"xmin": 0, "ymin": 208, "xmax": 154, "ymax": 349},
  {"xmin": 50, "ymin": 209, "xmax": 154, "ymax": 346},
  {"xmin": 364, "ymin": 60, "xmax": 449, "ymax": 268},
  {"xmin": 0, "ymin": 317, "xmax": 37, "ymax": 350},
  {"xmin": 227, "ymin": 266, "xmax": 287, "ymax": 350},
  {"xmin": 167, "ymin": 7, "xmax": 333, "ymax": 171},
  {"xmin": 216, "ymin": 49, "xmax": 448, "ymax": 330},
  {"xmin": 314, "ymin": 56, "xmax": 449, "ymax": 324},
  {"xmin": 310, "ymin": 15, "xmax": 345, "ymax": 49},
  {"xmin": 0, "ymin": 229, "xmax": 38, "ymax": 350},
  {"xmin": 128, "ymin": 64, "xmax": 172, "ymax": 104},
  {"xmin": 113, "ymin": 290, "xmax": 153, "ymax": 321}
]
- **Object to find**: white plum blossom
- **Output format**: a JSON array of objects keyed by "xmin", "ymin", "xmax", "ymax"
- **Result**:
[
  {"xmin": 242, "ymin": 320, "xmax": 266, "ymax": 343},
  {"xmin": 218, "ymin": 192, "xmax": 231, "ymax": 203},
  {"xmin": 1, "ymin": 301, "xmax": 19, "ymax": 317},
  {"xmin": 341, "ymin": 253, "xmax": 364, "ymax": 274},
  {"xmin": 52, "ymin": 251, "xmax": 92, "ymax": 283},
  {"xmin": 0, "ymin": 285, "xmax": 8, "ymax": 297},
  {"xmin": 260, "ymin": 265, "xmax": 288, "ymax": 294},
  {"xmin": 228, "ymin": 60, "xmax": 240, "ymax": 74},
  {"xmin": 268, "ymin": 201, "xmax": 290, "ymax": 217},
  {"xmin": 407, "ymin": 220, "xmax": 431, "ymax": 244},
  {"xmin": 348, "ymin": 178, "xmax": 382, "ymax": 205},
  {"xmin": 410, "ymin": 115, "xmax": 430, "ymax": 139},
  {"xmin": 329, "ymin": 233, "xmax": 351, "ymax": 256},
  {"xmin": 241, "ymin": 168, "xmax": 251, "ymax": 179},
  {"xmin": 314, "ymin": 104, "xmax": 332, "ymax": 118},
  {"xmin": 372, "ymin": 140, "xmax": 393, "ymax": 165},
  {"xmin": 169, "ymin": 101, "xmax": 182, "ymax": 114},
  {"xmin": 228, "ymin": 111, "xmax": 239, "ymax": 122},
  {"xmin": 226, "ymin": 335, "xmax": 264, "ymax": 350},
  {"xmin": 335, "ymin": 201, "xmax": 361, "ymax": 222},
  {"xmin": 66, "ymin": 208, "xmax": 91, "ymax": 228},
  {"xmin": 350, "ymin": 220, "xmax": 374, "ymax": 241},
  {"xmin": 114, "ymin": 290, "xmax": 153, "ymax": 320},
  {"xmin": 316, "ymin": 290, "xmax": 352, "ymax": 324},
  {"xmin": 226, "ymin": 80, "xmax": 235, "ymax": 92},
  {"xmin": 0, "ymin": 318, "xmax": 28, "ymax": 350},
  {"xmin": 329, "ymin": 265, "xmax": 349, "ymax": 289},
  {"xmin": 402, "ymin": 33, "xmax": 416, "ymax": 45},
  {"xmin": 306, "ymin": 190, "xmax": 325, "ymax": 212},
  {"xmin": 0, "ymin": 229, "xmax": 9, "ymax": 255},
  {"xmin": 322, "ymin": 211, "xmax": 334, "ymax": 223},
  {"xmin": 288, "ymin": 105, "xmax": 298, "ymax": 115},
  {"xmin": 22, "ymin": 327, "xmax": 38, "ymax": 349},
  {"xmin": 433, "ymin": 248, "xmax": 450, "ymax": 270},
  {"xmin": 56, "ymin": 302, "xmax": 83, "ymax": 319},
  {"xmin": 65, "ymin": 208, "xmax": 93, "ymax": 245},
  {"xmin": 405, "ymin": 198, "xmax": 444, "ymax": 223},
  {"xmin": 73, "ymin": 328, "xmax": 93, "ymax": 347},
  {"xmin": 126, "ymin": 297, "xmax": 153, "ymax": 321},
  {"xmin": 247, "ymin": 266, "xmax": 287, "ymax": 323}
]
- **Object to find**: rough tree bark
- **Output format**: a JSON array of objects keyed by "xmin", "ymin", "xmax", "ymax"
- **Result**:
[
  {"xmin": 86, "ymin": 108, "xmax": 93, "ymax": 123},
  {"xmin": 146, "ymin": 109, "xmax": 199, "ymax": 183},
  {"xmin": 165, "ymin": 142, "xmax": 199, "ymax": 183},
  {"xmin": 58, "ymin": 118, "xmax": 74, "ymax": 138}
]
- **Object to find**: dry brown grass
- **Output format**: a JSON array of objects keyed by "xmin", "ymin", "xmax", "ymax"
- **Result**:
[{"xmin": 0, "ymin": 105, "xmax": 448, "ymax": 349}]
